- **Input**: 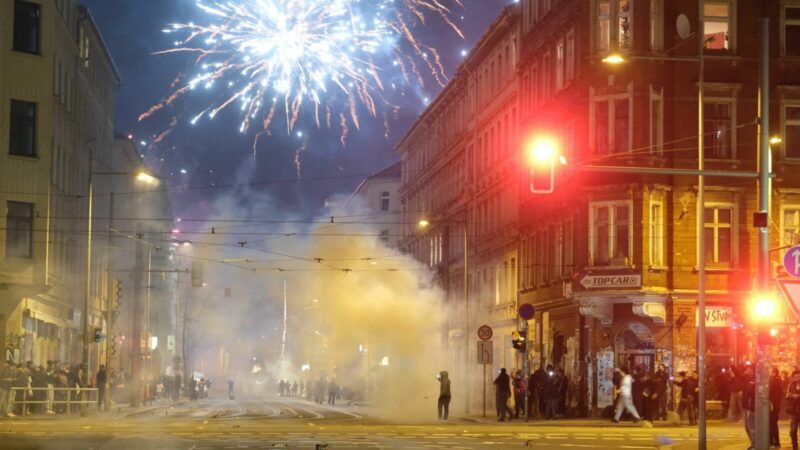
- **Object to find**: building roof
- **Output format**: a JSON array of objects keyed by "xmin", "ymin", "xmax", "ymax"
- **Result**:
[{"xmin": 346, "ymin": 161, "xmax": 402, "ymax": 207}]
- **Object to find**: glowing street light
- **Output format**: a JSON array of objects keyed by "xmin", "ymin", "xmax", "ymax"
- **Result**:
[
  {"xmin": 418, "ymin": 219, "xmax": 430, "ymax": 228},
  {"xmin": 601, "ymin": 53, "xmax": 626, "ymax": 64},
  {"xmin": 748, "ymin": 293, "xmax": 781, "ymax": 323},
  {"xmin": 769, "ymin": 135, "xmax": 783, "ymax": 145},
  {"xmin": 135, "ymin": 171, "xmax": 159, "ymax": 185}
]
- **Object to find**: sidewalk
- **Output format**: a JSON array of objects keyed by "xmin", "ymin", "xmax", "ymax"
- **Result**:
[
  {"xmin": 460, "ymin": 414, "xmax": 704, "ymax": 427},
  {"xmin": 0, "ymin": 397, "xmax": 186, "ymax": 420}
]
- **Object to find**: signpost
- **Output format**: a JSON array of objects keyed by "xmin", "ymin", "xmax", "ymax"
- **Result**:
[
  {"xmin": 517, "ymin": 303, "xmax": 535, "ymax": 421},
  {"xmin": 784, "ymin": 245, "xmax": 800, "ymax": 278},
  {"xmin": 477, "ymin": 324, "xmax": 493, "ymax": 341},
  {"xmin": 477, "ymin": 339, "xmax": 493, "ymax": 417}
]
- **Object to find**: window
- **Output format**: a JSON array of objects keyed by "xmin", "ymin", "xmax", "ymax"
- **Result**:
[
  {"xmin": 555, "ymin": 40, "xmax": 565, "ymax": 90},
  {"xmin": 6, "ymin": 201, "xmax": 34, "ymax": 258},
  {"xmin": 650, "ymin": 89, "xmax": 664, "ymax": 156},
  {"xmin": 704, "ymin": 206, "xmax": 734, "ymax": 265},
  {"xmin": 704, "ymin": 101, "xmax": 733, "ymax": 159},
  {"xmin": 785, "ymin": 4, "xmax": 800, "ymax": 56},
  {"xmin": 650, "ymin": 201, "xmax": 665, "ymax": 267},
  {"xmin": 380, "ymin": 191, "xmax": 390, "ymax": 212},
  {"xmin": 542, "ymin": 53, "xmax": 551, "ymax": 99},
  {"xmin": 784, "ymin": 105, "xmax": 800, "ymax": 159},
  {"xmin": 784, "ymin": 208, "xmax": 800, "ymax": 247},
  {"xmin": 10, "ymin": 100, "xmax": 37, "ymax": 157},
  {"xmin": 597, "ymin": 1, "xmax": 612, "ymax": 52},
  {"xmin": 566, "ymin": 30, "xmax": 576, "ymax": 82},
  {"xmin": 590, "ymin": 202, "xmax": 631, "ymax": 266},
  {"xmin": 13, "ymin": 0, "xmax": 41, "ymax": 54},
  {"xmin": 380, "ymin": 229, "xmax": 390, "ymax": 245},
  {"xmin": 593, "ymin": 98, "xmax": 631, "ymax": 154},
  {"xmin": 563, "ymin": 219, "xmax": 574, "ymax": 276},
  {"xmin": 704, "ymin": 2, "xmax": 732, "ymax": 50},
  {"xmin": 650, "ymin": 0, "xmax": 663, "ymax": 52},
  {"xmin": 597, "ymin": 0, "xmax": 632, "ymax": 52}
]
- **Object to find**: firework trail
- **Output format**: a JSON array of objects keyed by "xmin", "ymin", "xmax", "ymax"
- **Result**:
[{"xmin": 142, "ymin": 0, "xmax": 463, "ymax": 148}]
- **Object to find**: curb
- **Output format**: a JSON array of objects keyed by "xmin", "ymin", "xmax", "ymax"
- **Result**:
[{"xmin": 123, "ymin": 400, "xmax": 188, "ymax": 418}]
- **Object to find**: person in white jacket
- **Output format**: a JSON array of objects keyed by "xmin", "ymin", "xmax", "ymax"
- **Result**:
[{"xmin": 613, "ymin": 365, "xmax": 642, "ymax": 423}]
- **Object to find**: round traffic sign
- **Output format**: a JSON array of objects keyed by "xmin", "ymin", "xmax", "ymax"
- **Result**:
[
  {"xmin": 784, "ymin": 245, "xmax": 800, "ymax": 278},
  {"xmin": 518, "ymin": 303, "xmax": 535, "ymax": 320},
  {"xmin": 477, "ymin": 325, "xmax": 493, "ymax": 341}
]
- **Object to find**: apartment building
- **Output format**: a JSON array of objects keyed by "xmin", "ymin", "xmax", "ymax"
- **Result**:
[
  {"xmin": 0, "ymin": 0, "xmax": 119, "ymax": 370},
  {"xmin": 397, "ymin": 5, "xmax": 522, "ymax": 411},
  {"xmin": 345, "ymin": 162, "xmax": 403, "ymax": 249}
]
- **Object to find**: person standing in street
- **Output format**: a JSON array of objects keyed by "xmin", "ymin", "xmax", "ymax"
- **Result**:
[
  {"xmin": 327, "ymin": 379, "xmax": 339, "ymax": 405},
  {"xmin": 512, "ymin": 370, "xmax": 526, "ymax": 419},
  {"xmin": 769, "ymin": 367, "xmax": 783, "ymax": 448},
  {"xmin": 730, "ymin": 364, "xmax": 745, "ymax": 421},
  {"xmin": 494, "ymin": 368, "xmax": 513, "ymax": 421},
  {"xmin": 96, "ymin": 365, "xmax": 107, "ymax": 409},
  {"xmin": 0, "ymin": 361, "xmax": 14, "ymax": 417},
  {"xmin": 743, "ymin": 366, "xmax": 756, "ymax": 448},
  {"xmin": 544, "ymin": 366, "xmax": 560, "ymax": 420},
  {"xmin": 437, "ymin": 371, "xmax": 451, "ymax": 420},
  {"xmin": 655, "ymin": 364, "xmax": 669, "ymax": 420},
  {"xmin": 674, "ymin": 371, "xmax": 698, "ymax": 425},
  {"xmin": 785, "ymin": 370, "xmax": 800, "ymax": 450},
  {"xmin": 228, "ymin": 380, "xmax": 235, "ymax": 400},
  {"xmin": 612, "ymin": 365, "xmax": 641, "ymax": 423}
]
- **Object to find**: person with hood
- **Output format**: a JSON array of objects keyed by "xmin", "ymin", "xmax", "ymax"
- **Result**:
[
  {"xmin": 612, "ymin": 365, "xmax": 641, "ymax": 423},
  {"xmin": 769, "ymin": 367, "xmax": 783, "ymax": 448},
  {"xmin": 494, "ymin": 368, "xmax": 513, "ymax": 421},
  {"xmin": 437, "ymin": 371, "xmax": 451, "ymax": 420},
  {"xmin": 655, "ymin": 364, "xmax": 669, "ymax": 420}
]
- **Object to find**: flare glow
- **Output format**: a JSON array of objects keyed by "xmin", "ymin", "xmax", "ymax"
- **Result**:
[{"xmin": 144, "ymin": 0, "xmax": 463, "ymax": 144}]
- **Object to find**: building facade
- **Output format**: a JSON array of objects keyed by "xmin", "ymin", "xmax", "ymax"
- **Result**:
[
  {"xmin": 399, "ymin": 0, "xmax": 800, "ymax": 415},
  {"xmin": 0, "ymin": 0, "xmax": 119, "ymax": 371},
  {"xmin": 345, "ymin": 162, "xmax": 403, "ymax": 249}
]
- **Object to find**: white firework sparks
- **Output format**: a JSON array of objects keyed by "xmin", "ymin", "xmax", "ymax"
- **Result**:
[{"xmin": 142, "ymin": 0, "xmax": 463, "ymax": 148}]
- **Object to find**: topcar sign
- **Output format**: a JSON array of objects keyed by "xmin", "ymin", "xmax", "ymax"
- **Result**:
[{"xmin": 579, "ymin": 274, "xmax": 642, "ymax": 289}]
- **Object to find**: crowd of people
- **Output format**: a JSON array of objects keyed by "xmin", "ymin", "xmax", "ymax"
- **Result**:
[{"xmin": 277, "ymin": 378, "xmax": 353, "ymax": 406}]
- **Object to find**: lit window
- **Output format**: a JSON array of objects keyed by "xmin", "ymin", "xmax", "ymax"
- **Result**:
[
  {"xmin": 650, "ymin": 0, "xmax": 663, "ymax": 52},
  {"xmin": 6, "ymin": 201, "xmax": 34, "ymax": 258},
  {"xmin": 596, "ymin": 0, "xmax": 633, "ymax": 53},
  {"xmin": 650, "ymin": 202, "xmax": 665, "ymax": 267},
  {"xmin": 704, "ymin": 206, "xmax": 735, "ymax": 265},
  {"xmin": 785, "ymin": 5, "xmax": 800, "ymax": 56},
  {"xmin": 650, "ymin": 89, "xmax": 664, "ymax": 156},
  {"xmin": 704, "ymin": 2, "xmax": 731, "ymax": 50},
  {"xmin": 784, "ymin": 105, "xmax": 800, "ymax": 159},
  {"xmin": 555, "ymin": 40, "xmax": 565, "ymax": 90},
  {"xmin": 784, "ymin": 208, "xmax": 800, "ymax": 247},
  {"xmin": 590, "ymin": 202, "xmax": 631, "ymax": 266},
  {"xmin": 704, "ymin": 102, "xmax": 733, "ymax": 159},
  {"xmin": 566, "ymin": 30, "xmax": 576, "ymax": 81},
  {"xmin": 597, "ymin": 1, "xmax": 611, "ymax": 52},
  {"xmin": 618, "ymin": 0, "xmax": 633, "ymax": 50}
]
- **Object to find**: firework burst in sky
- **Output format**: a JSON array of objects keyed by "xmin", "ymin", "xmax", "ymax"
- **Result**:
[{"xmin": 141, "ymin": 0, "xmax": 463, "ymax": 150}]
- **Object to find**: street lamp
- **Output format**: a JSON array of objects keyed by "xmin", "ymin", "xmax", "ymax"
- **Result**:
[
  {"xmin": 83, "ymin": 167, "xmax": 162, "ymax": 410},
  {"xmin": 418, "ymin": 217, "xmax": 469, "ymax": 414}
]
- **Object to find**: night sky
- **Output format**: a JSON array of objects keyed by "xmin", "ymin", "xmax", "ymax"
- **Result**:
[{"xmin": 81, "ymin": 0, "xmax": 511, "ymax": 219}]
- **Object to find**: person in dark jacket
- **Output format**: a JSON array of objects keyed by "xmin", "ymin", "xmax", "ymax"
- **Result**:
[
  {"xmin": 494, "ymin": 368, "xmax": 513, "ymax": 421},
  {"xmin": 743, "ymin": 367, "xmax": 756, "ymax": 448},
  {"xmin": 769, "ymin": 368, "xmax": 783, "ymax": 448},
  {"xmin": 655, "ymin": 364, "xmax": 669, "ymax": 420},
  {"xmin": 533, "ymin": 365, "xmax": 547, "ymax": 417},
  {"xmin": 717, "ymin": 367, "xmax": 731, "ymax": 419},
  {"xmin": 558, "ymin": 368, "xmax": 569, "ymax": 417},
  {"xmin": 785, "ymin": 370, "xmax": 800, "ymax": 450},
  {"xmin": 512, "ymin": 370, "xmax": 526, "ymax": 419},
  {"xmin": 543, "ymin": 366, "xmax": 560, "ymax": 419},
  {"xmin": 96, "ymin": 365, "xmax": 107, "ymax": 409},
  {"xmin": 631, "ymin": 366, "xmax": 645, "ymax": 419},
  {"xmin": 437, "ymin": 371, "xmax": 451, "ymax": 420},
  {"xmin": 674, "ymin": 371, "xmax": 698, "ymax": 425}
]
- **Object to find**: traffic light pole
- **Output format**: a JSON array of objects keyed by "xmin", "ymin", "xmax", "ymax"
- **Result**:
[{"xmin": 754, "ymin": 16, "xmax": 771, "ymax": 450}]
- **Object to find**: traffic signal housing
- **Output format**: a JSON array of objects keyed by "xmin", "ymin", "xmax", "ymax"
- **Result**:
[
  {"xmin": 511, "ymin": 330, "xmax": 527, "ymax": 353},
  {"xmin": 111, "ymin": 278, "xmax": 122, "ymax": 311},
  {"xmin": 525, "ymin": 137, "xmax": 559, "ymax": 194}
]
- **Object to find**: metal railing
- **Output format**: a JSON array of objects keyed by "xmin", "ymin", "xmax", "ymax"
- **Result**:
[{"xmin": 7, "ymin": 387, "xmax": 99, "ymax": 417}]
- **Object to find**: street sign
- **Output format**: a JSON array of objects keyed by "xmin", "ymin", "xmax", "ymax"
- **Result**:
[
  {"xmin": 579, "ymin": 274, "xmax": 642, "ymax": 289},
  {"xmin": 777, "ymin": 278, "xmax": 800, "ymax": 318},
  {"xmin": 477, "ymin": 340, "xmax": 493, "ymax": 364},
  {"xmin": 784, "ymin": 245, "xmax": 800, "ymax": 278},
  {"xmin": 477, "ymin": 324, "xmax": 493, "ymax": 341},
  {"xmin": 518, "ymin": 303, "xmax": 535, "ymax": 320}
]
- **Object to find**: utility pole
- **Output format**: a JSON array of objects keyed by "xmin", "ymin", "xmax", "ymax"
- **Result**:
[
  {"xmin": 754, "ymin": 15, "xmax": 772, "ymax": 450},
  {"xmin": 130, "ymin": 233, "xmax": 144, "ymax": 407},
  {"xmin": 696, "ymin": 0, "xmax": 707, "ymax": 446},
  {"xmin": 103, "ymin": 191, "xmax": 114, "ymax": 411}
]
